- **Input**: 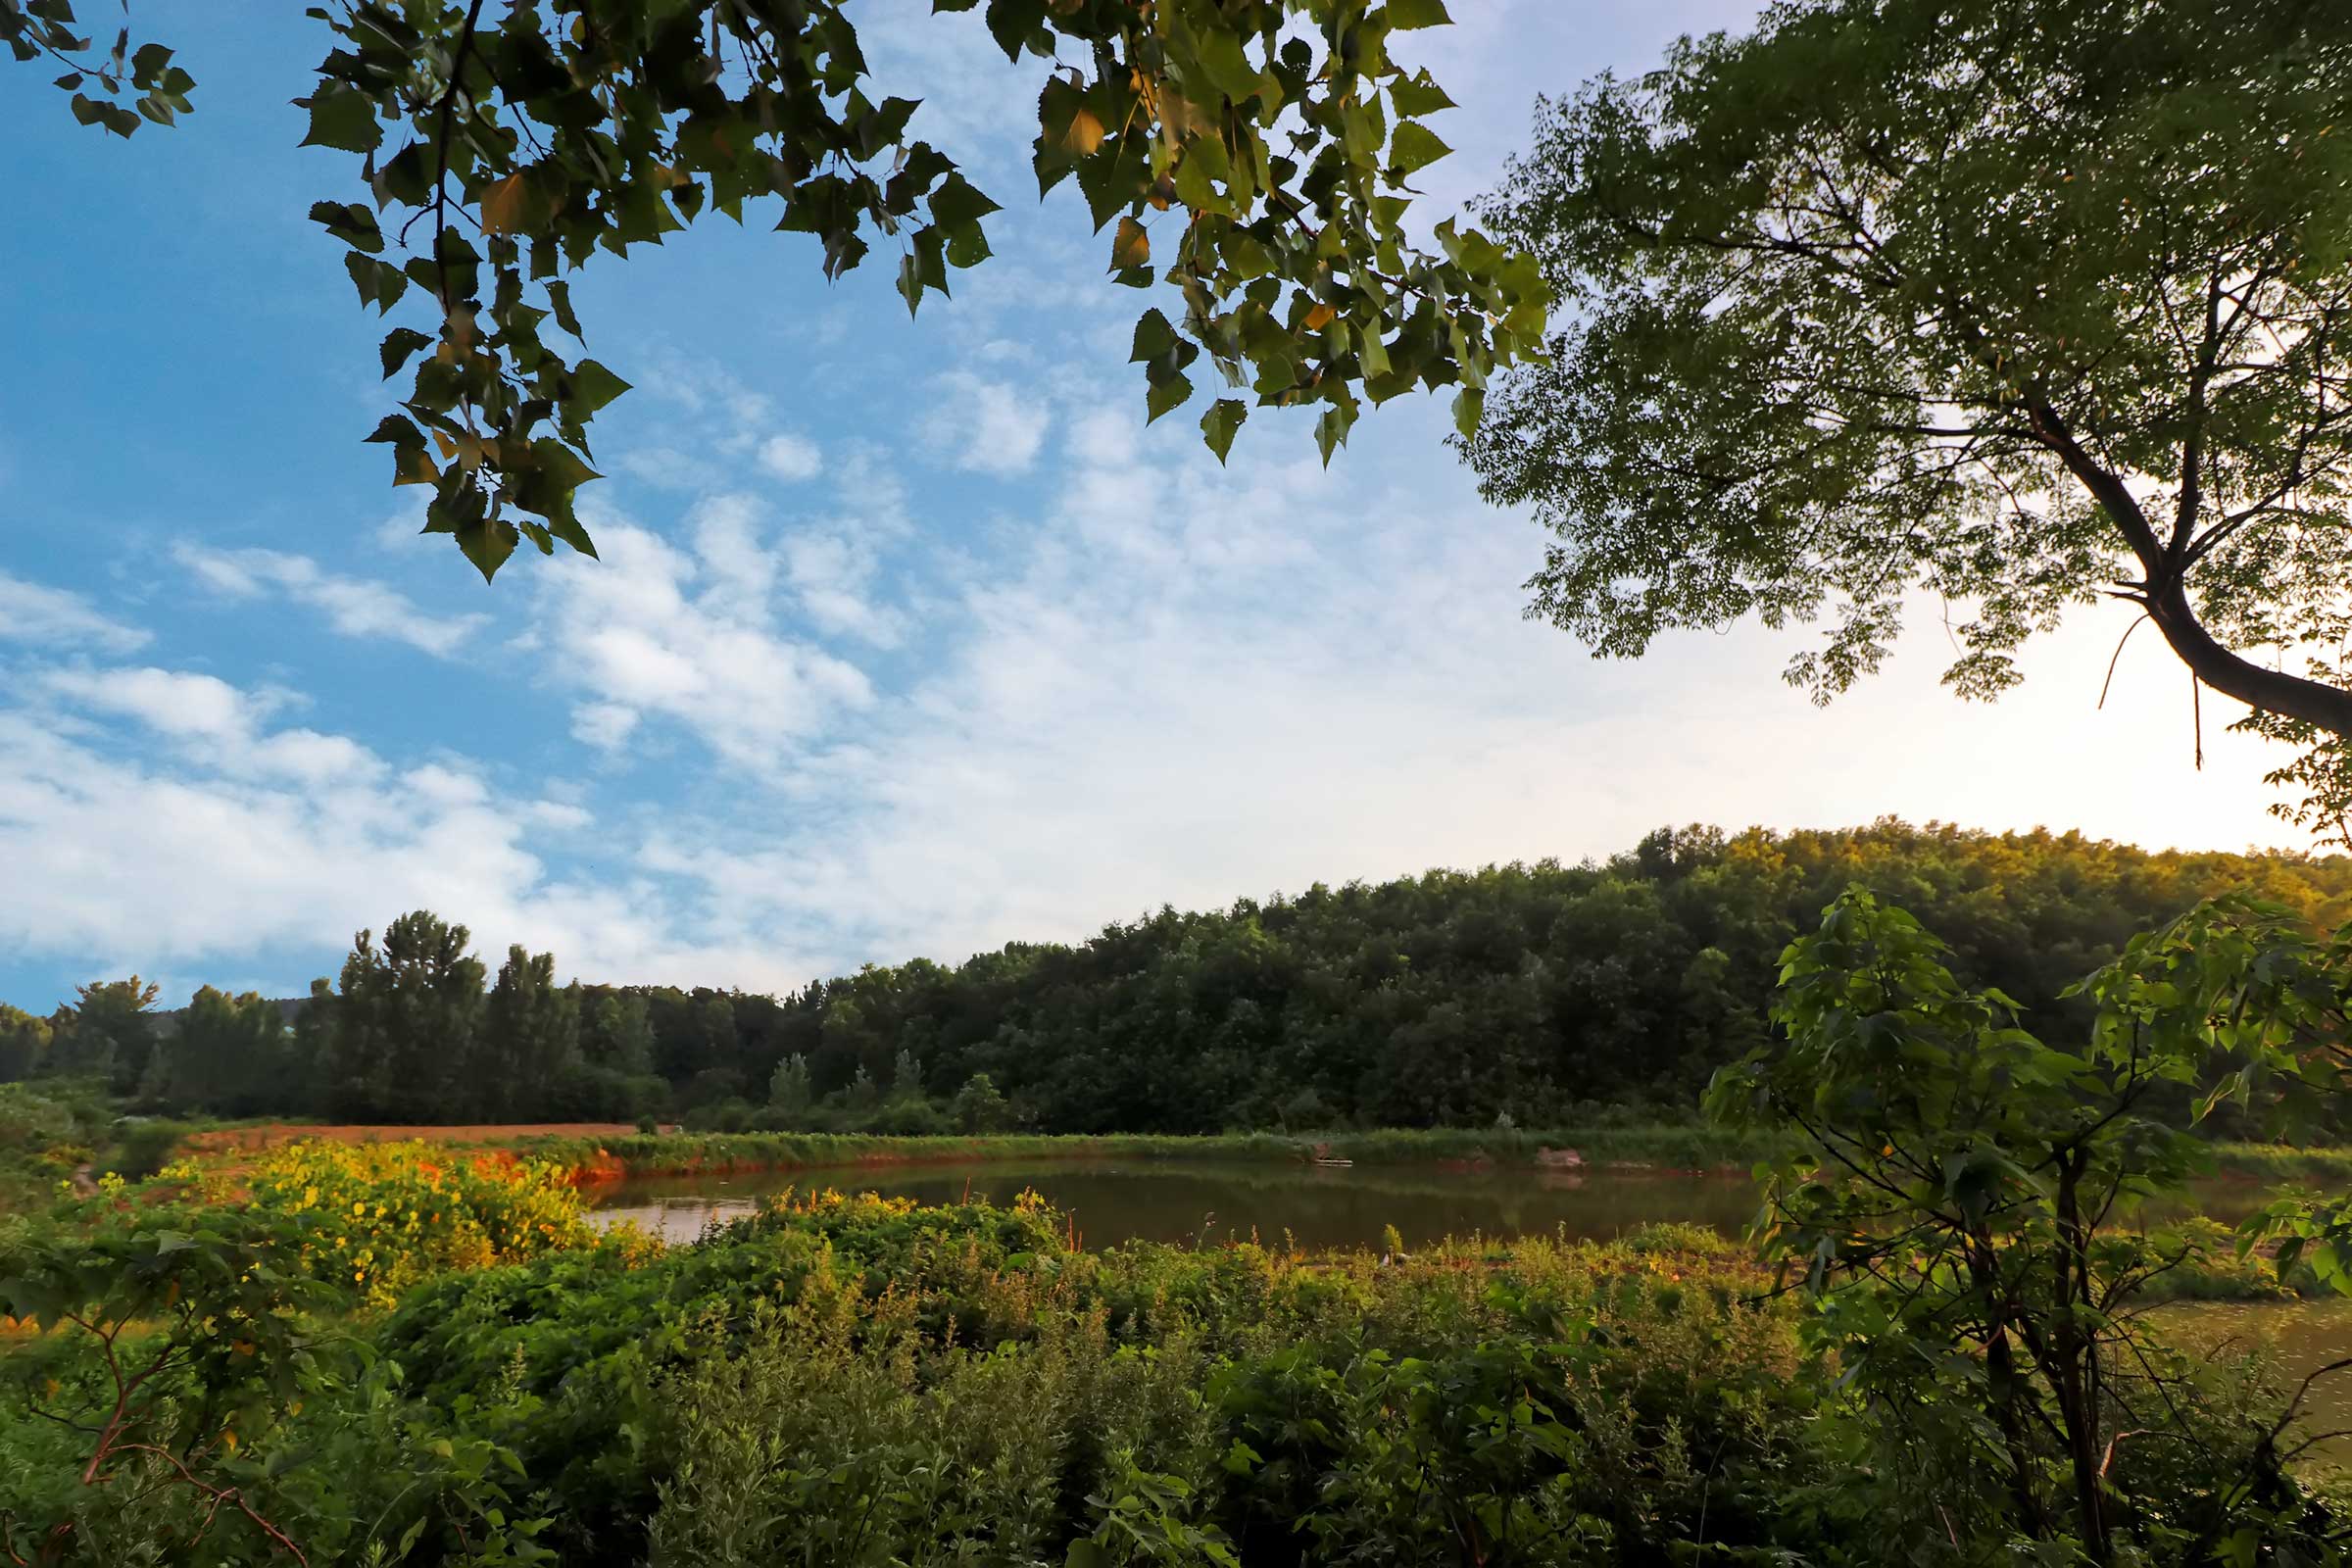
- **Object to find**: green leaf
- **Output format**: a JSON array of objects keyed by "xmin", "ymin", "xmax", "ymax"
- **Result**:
[
  {"xmin": 1389, "ymin": 122, "xmax": 1451, "ymax": 179},
  {"xmin": 1146, "ymin": 370, "xmax": 1194, "ymax": 424},
  {"xmin": 945, "ymin": 221, "xmax": 992, "ymax": 270},
  {"xmin": 1131, "ymin": 309, "xmax": 1180, "ymax": 364},
  {"xmin": 1452, "ymin": 387, "xmax": 1484, "ymax": 438},
  {"xmin": 297, "ymin": 82, "xmax": 380, "ymax": 155},
  {"xmin": 1192, "ymin": 27, "xmax": 1260, "ymax": 104},
  {"xmin": 1388, "ymin": 0, "xmax": 1453, "ymax": 26},
  {"xmin": 456, "ymin": 515, "xmax": 519, "ymax": 584},
  {"xmin": 363, "ymin": 414, "xmax": 422, "ymax": 448},
  {"xmin": 378, "ymin": 328, "xmax": 432, "ymax": 380},
  {"xmin": 1389, "ymin": 69, "xmax": 1455, "ymax": 119},
  {"xmin": 545, "ymin": 280, "xmax": 582, "ymax": 340},
  {"xmin": 1200, "ymin": 399, "xmax": 1247, "ymax": 464},
  {"xmin": 567, "ymin": 360, "xmax": 630, "ymax": 418},
  {"xmin": 928, "ymin": 172, "xmax": 1000, "ymax": 231},
  {"xmin": 1111, "ymin": 216, "xmax": 1151, "ymax": 271},
  {"xmin": 1316, "ymin": 403, "xmax": 1357, "ymax": 466}
]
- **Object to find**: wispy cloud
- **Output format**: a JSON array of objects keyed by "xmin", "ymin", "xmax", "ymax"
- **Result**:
[
  {"xmin": 757, "ymin": 433, "xmax": 823, "ymax": 482},
  {"xmin": 43, "ymin": 665, "xmax": 268, "ymax": 739},
  {"xmin": 0, "ymin": 570, "xmax": 149, "ymax": 653},
  {"xmin": 926, "ymin": 371, "xmax": 1050, "ymax": 477},
  {"xmin": 0, "ymin": 661, "xmax": 810, "ymax": 995},
  {"xmin": 536, "ymin": 495, "xmax": 875, "ymax": 766},
  {"xmin": 175, "ymin": 544, "xmax": 486, "ymax": 657}
]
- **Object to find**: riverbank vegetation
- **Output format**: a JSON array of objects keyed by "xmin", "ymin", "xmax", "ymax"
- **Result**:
[{"xmin": 4, "ymin": 1175, "xmax": 2342, "ymax": 1566}]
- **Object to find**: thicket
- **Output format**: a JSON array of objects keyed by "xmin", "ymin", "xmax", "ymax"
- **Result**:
[{"xmin": 2, "ymin": 1180, "xmax": 2340, "ymax": 1567}]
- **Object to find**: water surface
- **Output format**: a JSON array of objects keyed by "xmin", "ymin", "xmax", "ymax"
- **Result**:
[{"xmin": 585, "ymin": 1156, "xmax": 2284, "ymax": 1250}]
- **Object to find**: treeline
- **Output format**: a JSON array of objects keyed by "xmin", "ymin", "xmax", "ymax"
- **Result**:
[{"xmin": 5, "ymin": 821, "xmax": 2350, "ymax": 1131}]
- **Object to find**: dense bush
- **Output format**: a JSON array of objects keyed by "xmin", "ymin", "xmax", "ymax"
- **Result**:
[{"xmin": 166, "ymin": 1138, "xmax": 627, "ymax": 1307}]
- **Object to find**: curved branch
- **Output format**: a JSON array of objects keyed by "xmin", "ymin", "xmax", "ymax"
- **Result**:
[{"xmin": 2027, "ymin": 394, "xmax": 2352, "ymax": 741}]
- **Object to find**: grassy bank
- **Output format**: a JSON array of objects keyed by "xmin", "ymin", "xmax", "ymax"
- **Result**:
[
  {"xmin": 518, "ymin": 1125, "xmax": 2352, "ymax": 1185},
  {"xmin": 515, "ymin": 1121, "xmax": 1792, "ymax": 1180},
  {"xmin": 2208, "ymin": 1142, "xmax": 2352, "ymax": 1183}
]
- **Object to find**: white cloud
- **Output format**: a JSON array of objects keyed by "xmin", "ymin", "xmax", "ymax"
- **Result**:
[
  {"xmin": 757, "ymin": 433, "xmax": 823, "ymax": 482},
  {"xmin": 617, "ymin": 447, "xmax": 710, "ymax": 492},
  {"xmin": 534, "ymin": 496, "xmax": 875, "ymax": 766},
  {"xmin": 0, "ymin": 663, "xmax": 819, "ymax": 993},
  {"xmin": 175, "ymin": 544, "xmax": 486, "ymax": 658},
  {"xmin": 571, "ymin": 701, "xmax": 640, "ymax": 751},
  {"xmin": 528, "ymin": 800, "xmax": 595, "ymax": 832},
  {"xmin": 784, "ymin": 530, "xmax": 903, "ymax": 648},
  {"xmin": 43, "ymin": 666, "xmax": 267, "ymax": 740},
  {"xmin": 0, "ymin": 571, "xmax": 149, "ymax": 653},
  {"xmin": 927, "ymin": 372, "xmax": 1050, "ymax": 476}
]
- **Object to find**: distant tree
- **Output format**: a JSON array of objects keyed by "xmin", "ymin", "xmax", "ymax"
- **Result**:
[
  {"xmin": 949, "ymin": 1072, "xmax": 1011, "ymax": 1136},
  {"xmin": 168, "ymin": 988, "xmax": 291, "ymax": 1113},
  {"xmin": 583, "ymin": 994, "xmax": 655, "ymax": 1078},
  {"xmin": 481, "ymin": 946, "xmax": 581, "ymax": 1120},
  {"xmin": 887, "ymin": 1046, "xmax": 924, "ymax": 1102},
  {"xmin": 48, "ymin": 979, "xmax": 160, "ymax": 1094},
  {"xmin": 842, "ymin": 1063, "xmax": 879, "ymax": 1115},
  {"xmin": 1467, "ymin": 0, "xmax": 2352, "ymax": 836},
  {"xmin": 328, "ymin": 912, "xmax": 486, "ymax": 1123},
  {"xmin": 0, "ymin": 1004, "xmax": 51, "ymax": 1083},
  {"xmin": 766, "ymin": 1054, "xmax": 813, "ymax": 1121},
  {"xmin": 696, "ymin": 996, "xmax": 739, "ymax": 1084},
  {"xmin": 286, "ymin": 978, "xmax": 337, "ymax": 1111},
  {"xmin": 1, "ymin": 3, "xmax": 1539, "ymax": 581}
]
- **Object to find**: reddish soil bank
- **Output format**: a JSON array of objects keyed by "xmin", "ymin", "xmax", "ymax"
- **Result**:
[{"xmin": 185, "ymin": 1122, "xmax": 646, "ymax": 1152}]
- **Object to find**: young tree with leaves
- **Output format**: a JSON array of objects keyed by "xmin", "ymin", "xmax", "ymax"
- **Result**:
[
  {"xmin": 765, "ymin": 1053, "xmax": 812, "ymax": 1121},
  {"xmin": 327, "ymin": 911, "xmax": 487, "ymax": 1122},
  {"xmin": 480, "ymin": 945, "xmax": 581, "ymax": 1119},
  {"xmin": 1708, "ymin": 891, "xmax": 2338, "ymax": 1563},
  {"xmin": 4, "ymin": 0, "xmax": 1543, "ymax": 580},
  {"xmin": 1467, "ymin": 0, "xmax": 2352, "ymax": 835},
  {"xmin": 48, "ymin": 978, "xmax": 161, "ymax": 1094}
]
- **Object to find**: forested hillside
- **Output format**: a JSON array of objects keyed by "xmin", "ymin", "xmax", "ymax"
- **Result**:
[{"xmin": 9, "ymin": 821, "xmax": 2350, "ymax": 1131}]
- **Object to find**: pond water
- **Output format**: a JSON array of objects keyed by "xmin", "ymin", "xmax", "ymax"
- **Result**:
[
  {"xmin": 2157, "ymin": 1299, "xmax": 2352, "ymax": 1467},
  {"xmin": 585, "ymin": 1156, "xmax": 2285, "ymax": 1250}
]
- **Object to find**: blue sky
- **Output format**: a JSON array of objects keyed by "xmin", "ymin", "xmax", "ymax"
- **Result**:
[{"xmin": 0, "ymin": 3, "xmax": 2313, "ymax": 1011}]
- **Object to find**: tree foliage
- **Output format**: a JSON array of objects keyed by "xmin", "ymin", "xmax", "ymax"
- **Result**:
[
  {"xmin": 1709, "ymin": 890, "xmax": 2352, "ymax": 1563},
  {"xmin": 12, "ymin": 823, "xmax": 2352, "ymax": 1135},
  {"xmin": 327, "ymin": 912, "xmax": 487, "ymax": 1123},
  {"xmin": 6, "ymin": 0, "xmax": 1544, "ymax": 581},
  {"xmin": 161, "ymin": 989, "xmax": 296, "ymax": 1116},
  {"xmin": 1466, "ymin": 0, "xmax": 2352, "ymax": 834}
]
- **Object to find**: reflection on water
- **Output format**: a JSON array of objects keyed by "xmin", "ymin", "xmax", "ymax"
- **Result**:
[
  {"xmin": 586, "ymin": 1158, "xmax": 1767, "ymax": 1250},
  {"xmin": 2157, "ymin": 1299, "xmax": 2352, "ymax": 1468}
]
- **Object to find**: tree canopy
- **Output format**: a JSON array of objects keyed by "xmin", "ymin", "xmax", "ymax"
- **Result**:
[
  {"xmin": 1464, "ymin": 0, "xmax": 2352, "ymax": 832},
  {"xmin": 12, "ymin": 822, "xmax": 2351, "ymax": 1132},
  {"xmin": 3, "ymin": 0, "xmax": 1545, "ymax": 580}
]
